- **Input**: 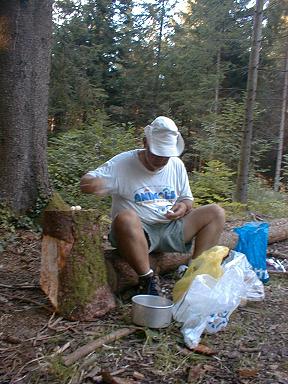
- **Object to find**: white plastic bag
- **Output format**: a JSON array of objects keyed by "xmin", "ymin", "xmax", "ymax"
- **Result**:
[
  {"xmin": 222, "ymin": 250, "xmax": 265, "ymax": 301},
  {"xmin": 172, "ymin": 251, "xmax": 264, "ymax": 349}
]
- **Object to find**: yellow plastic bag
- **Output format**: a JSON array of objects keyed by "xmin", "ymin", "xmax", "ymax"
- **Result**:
[{"xmin": 173, "ymin": 246, "xmax": 230, "ymax": 303}]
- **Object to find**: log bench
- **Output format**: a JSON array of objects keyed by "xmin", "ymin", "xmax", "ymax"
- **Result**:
[{"xmin": 40, "ymin": 208, "xmax": 288, "ymax": 320}]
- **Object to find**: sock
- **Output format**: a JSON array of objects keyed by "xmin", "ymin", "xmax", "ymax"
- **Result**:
[{"xmin": 138, "ymin": 268, "xmax": 153, "ymax": 278}]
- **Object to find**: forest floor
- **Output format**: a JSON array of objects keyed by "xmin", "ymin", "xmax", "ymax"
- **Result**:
[{"xmin": 0, "ymin": 219, "xmax": 288, "ymax": 384}]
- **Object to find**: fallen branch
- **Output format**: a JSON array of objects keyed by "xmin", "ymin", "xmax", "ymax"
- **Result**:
[
  {"xmin": 0, "ymin": 283, "xmax": 40, "ymax": 289},
  {"xmin": 239, "ymin": 346, "xmax": 260, "ymax": 353},
  {"xmin": 63, "ymin": 327, "xmax": 137, "ymax": 366}
]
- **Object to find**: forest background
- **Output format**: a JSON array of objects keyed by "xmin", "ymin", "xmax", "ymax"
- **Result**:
[
  {"xmin": 1, "ymin": 0, "xmax": 288, "ymax": 229},
  {"xmin": 1, "ymin": 4, "xmax": 288, "ymax": 383}
]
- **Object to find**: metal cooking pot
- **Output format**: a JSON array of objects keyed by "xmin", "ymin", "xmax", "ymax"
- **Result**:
[{"xmin": 132, "ymin": 295, "xmax": 174, "ymax": 329}]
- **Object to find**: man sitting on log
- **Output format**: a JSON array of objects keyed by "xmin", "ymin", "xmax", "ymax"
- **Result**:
[{"xmin": 80, "ymin": 116, "xmax": 225, "ymax": 296}]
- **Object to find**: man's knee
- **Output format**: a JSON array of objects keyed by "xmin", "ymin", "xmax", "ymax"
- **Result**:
[
  {"xmin": 208, "ymin": 203, "xmax": 225, "ymax": 224},
  {"xmin": 113, "ymin": 209, "xmax": 141, "ymax": 231}
]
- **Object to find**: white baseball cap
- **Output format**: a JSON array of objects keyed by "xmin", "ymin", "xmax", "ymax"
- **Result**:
[{"xmin": 144, "ymin": 116, "xmax": 185, "ymax": 157}]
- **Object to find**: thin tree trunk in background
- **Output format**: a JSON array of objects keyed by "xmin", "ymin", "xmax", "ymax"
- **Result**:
[
  {"xmin": 274, "ymin": 42, "xmax": 288, "ymax": 192},
  {"xmin": 0, "ymin": 0, "xmax": 52, "ymax": 213},
  {"xmin": 214, "ymin": 49, "xmax": 221, "ymax": 115},
  {"xmin": 235, "ymin": 0, "xmax": 264, "ymax": 203},
  {"xmin": 152, "ymin": 0, "xmax": 165, "ymax": 115},
  {"xmin": 210, "ymin": 48, "xmax": 221, "ymax": 159}
]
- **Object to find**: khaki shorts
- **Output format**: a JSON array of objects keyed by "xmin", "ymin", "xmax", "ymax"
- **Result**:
[{"xmin": 109, "ymin": 219, "xmax": 193, "ymax": 253}]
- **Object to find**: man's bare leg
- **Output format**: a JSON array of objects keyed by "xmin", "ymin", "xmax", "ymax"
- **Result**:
[
  {"xmin": 183, "ymin": 204, "xmax": 225, "ymax": 259},
  {"xmin": 112, "ymin": 209, "xmax": 151, "ymax": 275}
]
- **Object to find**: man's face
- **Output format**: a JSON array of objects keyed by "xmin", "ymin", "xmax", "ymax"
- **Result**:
[{"xmin": 144, "ymin": 147, "xmax": 170, "ymax": 171}]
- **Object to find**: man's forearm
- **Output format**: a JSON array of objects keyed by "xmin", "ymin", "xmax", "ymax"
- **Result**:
[
  {"xmin": 178, "ymin": 199, "xmax": 193, "ymax": 214},
  {"xmin": 80, "ymin": 174, "xmax": 107, "ymax": 195}
]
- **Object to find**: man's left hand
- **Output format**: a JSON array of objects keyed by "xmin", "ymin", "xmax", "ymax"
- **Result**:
[{"xmin": 165, "ymin": 202, "xmax": 188, "ymax": 220}]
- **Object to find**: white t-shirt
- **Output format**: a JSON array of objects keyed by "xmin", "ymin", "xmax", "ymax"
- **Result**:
[{"xmin": 88, "ymin": 149, "xmax": 193, "ymax": 224}]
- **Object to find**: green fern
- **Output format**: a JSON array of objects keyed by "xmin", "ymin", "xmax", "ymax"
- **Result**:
[{"xmin": 190, "ymin": 160, "xmax": 235, "ymax": 205}]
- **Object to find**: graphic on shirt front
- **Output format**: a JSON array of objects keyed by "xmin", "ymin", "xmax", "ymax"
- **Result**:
[{"xmin": 134, "ymin": 186, "xmax": 177, "ymax": 215}]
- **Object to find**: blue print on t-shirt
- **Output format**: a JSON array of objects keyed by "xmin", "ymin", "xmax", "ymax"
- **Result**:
[{"xmin": 134, "ymin": 187, "xmax": 176, "ymax": 203}]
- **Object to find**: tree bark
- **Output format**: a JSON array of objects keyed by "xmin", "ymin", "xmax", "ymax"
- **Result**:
[{"xmin": 0, "ymin": 0, "xmax": 52, "ymax": 213}]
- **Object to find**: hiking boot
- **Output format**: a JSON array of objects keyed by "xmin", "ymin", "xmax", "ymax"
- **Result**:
[
  {"xmin": 176, "ymin": 264, "xmax": 188, "ymax": 278},
  {"xmin": 138, "ymin": 274, "xmax": 161, "ymax": 296}
]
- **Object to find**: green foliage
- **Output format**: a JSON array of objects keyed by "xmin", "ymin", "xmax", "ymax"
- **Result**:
[
  {"xmin": 48, "ymin": 0, "xmax": 288, "ymax": 187},
  {"xmin": 48, "ymin": 114, "xmax": 138, "ymax": 210},
  {"xmin": 194, "ymin": 98, "xmax": 244, "ymax": 170},
  {"xmin": 251, "ymin": 137, "xmax": 276, "ymax": 174},
  {"xmin": 0, "ymin": 200, "xmax": 45, "ymax": 233},
  {"xmin": 220, "ymin": 201, "xmax": 248, "ymax": 218},
  {"xmin": 193, "ymin": 98, "xmax": 272, "ymax": 175},
  {"xmin": 0, "ymin": 204, "xmax": 16, "ymax": 232},
  {"xmin": 50, "ymin": 0, "xmax": 119, "ymax": 129},
  {"xmin": 163, "ymin": 0, "xmax": 252, "ymax": 125},
  {"xmin": 190, "ymin": 162, "xmax": 288, "ymax": 219},
  {"xmin": 247, "ymin": 176, "xmax": 288, "ymax": 218},
  {"xmin": 47, "ymin": 355, "xmax": 75, "ymax": 383},
  {"xmin": 190, "ymin": 160, "xmax": 235, "ymax": 205},
  {"xmin": 45, "ymin": 192, "xmax": 71, "ymax": 211},
  {"xmin": 31, "ymin": 193, "xmax": 51, "ymax": 219},
  {"xmin": 190, "ymin": 161, "xmax": 288, "ymax": 219}
]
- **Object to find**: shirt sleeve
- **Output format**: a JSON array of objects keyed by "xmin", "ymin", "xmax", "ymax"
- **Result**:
[
  {"xmin": 87, "ymin": 158, "xmax": 119, "ymax": 195},
  {"xmin": 177, "ymin": 160, "xmax": 194, "ymax": 202}
]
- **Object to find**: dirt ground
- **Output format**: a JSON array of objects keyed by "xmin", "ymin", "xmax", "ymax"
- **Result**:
[{"xmin": 0, "ymin": 222, "xmax": 288, "ymax": 384}]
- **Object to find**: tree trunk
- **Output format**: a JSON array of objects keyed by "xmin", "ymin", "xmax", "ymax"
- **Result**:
[
  {"xmin": 214, "ymin": 49, "xmax": 221, "ymax": 115},
  {"xmin": 152, "ymin": 0, "xmax": 165, "ymax": 115},
  {"xmin": 0, "ymin": 0, "xmax": 52, "ymax": 213},
  {"xmin": 235, "ymin": 0, "xmax": 264, "ymax": 203},
  {"xmin": 41, "ymin": 209, "xmax": 288, "ymax": 319},
  {"xmin": 274, "ymin": 41, "xmax": 288, "ymax": 192}
]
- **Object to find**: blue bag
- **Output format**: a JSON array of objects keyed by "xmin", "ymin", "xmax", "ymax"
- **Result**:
[{"xmin": 233, "ymin": 222, "xmax": 269, "ymax": 283}]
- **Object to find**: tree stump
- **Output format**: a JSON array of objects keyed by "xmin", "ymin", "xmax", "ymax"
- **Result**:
[{"xmin": 41, "ymin": 208, "xmax": 116, "ymax": 321}]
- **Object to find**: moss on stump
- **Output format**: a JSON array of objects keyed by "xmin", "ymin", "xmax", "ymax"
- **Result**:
[{"xmin": 41, "ymin": 204, "xmax": 116, "ymax": 320}]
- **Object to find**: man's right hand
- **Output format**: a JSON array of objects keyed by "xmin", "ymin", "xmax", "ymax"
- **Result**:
[{"xmin": 80, "ymin": 174, "xmax": 108, "ymax": 195}]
